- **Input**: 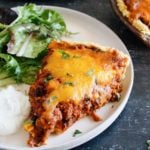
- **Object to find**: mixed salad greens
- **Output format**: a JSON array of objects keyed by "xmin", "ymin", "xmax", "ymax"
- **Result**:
[{"xmin": 0, "ymin": 3, "xmax": 69, "ymax": 87}]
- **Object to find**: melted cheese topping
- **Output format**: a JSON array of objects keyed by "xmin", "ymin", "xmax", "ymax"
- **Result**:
[{"xmin": 44, "ymin": 47, "xmax": 116, "ymax": 105}]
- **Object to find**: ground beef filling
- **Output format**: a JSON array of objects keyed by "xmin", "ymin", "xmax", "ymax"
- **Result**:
[{"xmin": 28, "ymin": 90, "xmax": 120, "ymax": 147}]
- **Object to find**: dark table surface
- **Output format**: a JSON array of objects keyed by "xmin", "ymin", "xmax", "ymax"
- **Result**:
[{"xmin": 0, "ymin": 0, "xmax": 150, "ymax": 150}]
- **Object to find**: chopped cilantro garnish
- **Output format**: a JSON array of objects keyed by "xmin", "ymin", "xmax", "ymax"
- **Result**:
[
  {"xmin": 63, "ymin": 81, "xmax": 74, "ymax": 86},
  {"xmin": 24, "ymin": 119, "xmax": 33, "ymax": 125},
  {"xmin": 58, "ymin": 49, "xmax": 70, "ymax": 59},
  {"xmin": 51, "ymin": 96, "xmax": 57, "ymax": 101},
  {"xmin": 73, "ymin": 129, "xmax": 82, "ymax": 137},
  {"xmin": 43, "ymin": 75, "xmax": 53, "ymax": 83},
  {"xmin": 86, "ymin": 68, "xmax": 94, "ymax": 76},
  {"xmin": 115, "ymin": 93, "xmax": 121, "ymax": 101},
  {"xmin": 73, "ymin": 55, "xmax": 81, "ymax": 58},
  {"xmin": 147, "ymin": 140, "xmax": 150, "ymax": 150},
  {"xmin": 43, "ymin": 95, "xmax": 57, "ymax": 108},
  {"xmin": 66, "ymin": 72, "xmax": 73, "ymax": 77},
  {"xmin": 47, "ymin": 96, "xmax": 58, "ymax": 104}
]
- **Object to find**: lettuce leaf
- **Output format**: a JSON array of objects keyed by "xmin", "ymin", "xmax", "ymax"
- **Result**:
[
  {"xmin": 0, "ymin": 53, "xmax": 20, "ymax": 77},
  {"xmin": 0, "ymin": 53, "xmax": 20, "ymax": 86},
  {"xmin": 6, "ymin": 3, "xmax": 68, "ymax": 58},
  {"xmin": 0, "ymin": 3, "xmax": 69, "ymax": 86},
  {"xmin": 7, "ymin": 23, "xmax": 51, "ymax": 58},
  {"xmin": 0, "ymin": 3, "xmax": 68, "ymax": 58},
  {"xmin": 0, "ymin": 30, "xmax": 10, "ymax": 52},
  {"xmin": 14, "ymin": 4, "xmax": 67, "ymax": 35},
  {"xmin": 0, "ymin": 53, "xmax": 41, "ymax": 86},
  {"xmin": 16, "ymin": 57, "xmax": 41, "ymax": 84}
]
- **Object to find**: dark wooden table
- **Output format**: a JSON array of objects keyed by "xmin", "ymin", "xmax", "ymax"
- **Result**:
[{"xmin": 0, "ymin": 0, "xmax": 150, "ymax": 149}]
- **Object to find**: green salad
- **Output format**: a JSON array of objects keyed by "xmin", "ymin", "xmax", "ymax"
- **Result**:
[{"xmin": 0, "ymin": 4, "xmax": 69, "ymax": 87}]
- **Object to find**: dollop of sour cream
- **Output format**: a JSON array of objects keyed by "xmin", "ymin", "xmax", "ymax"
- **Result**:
[{"xmin": 0, "ymin": 85, "xmax": 30, "ymax": 135}]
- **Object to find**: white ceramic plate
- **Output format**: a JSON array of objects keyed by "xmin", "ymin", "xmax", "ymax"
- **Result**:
[{"xmin": 0, "ymin": 6, "xmax": 134, "ymax": 150}]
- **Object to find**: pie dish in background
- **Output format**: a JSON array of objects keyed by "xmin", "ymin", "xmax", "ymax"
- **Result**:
[{"xmin": 111, "ymin": 0, "xmax": 150, "ymax": 47}]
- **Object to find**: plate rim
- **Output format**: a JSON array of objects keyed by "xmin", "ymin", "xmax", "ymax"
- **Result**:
[{"xmin": 0, "ymin": 5, "xmax": 134, "ymax": 150}]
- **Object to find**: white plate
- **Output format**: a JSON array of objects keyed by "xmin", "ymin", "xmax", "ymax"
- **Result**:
[{"xmin": 0, "ymin": 6, "xmax": 134, "ymax": 150}]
